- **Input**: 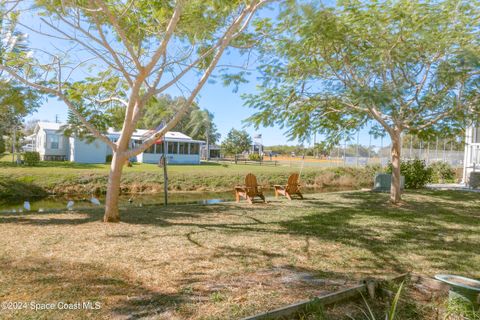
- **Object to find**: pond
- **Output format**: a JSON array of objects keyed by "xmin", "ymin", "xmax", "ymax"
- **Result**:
[{"xmin": 0, "ymin": 187, "xmax": 352, "ymax": 213}]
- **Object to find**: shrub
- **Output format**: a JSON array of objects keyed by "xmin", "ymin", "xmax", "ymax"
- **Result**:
[
  {"xmin": 0, "ymin": 136, "xmax": 5, "ymax": 154},
  {"xmin": 429, "ymin": 161, "xmax": 456, "ymax": 183},
  {"xmin": 248, "ymin": 153, "xmax": 262, "ymax": 161},
  {"xmin": 106, "ymin": 154, "xmax": 113, "ymax": 163},
  {"xmin": 387, "ymin": 159, "xmax": 432, "ymax": 189},
  {"xmin": 24, "ymin": 151, "xmax": 40, "ymax": 166}
]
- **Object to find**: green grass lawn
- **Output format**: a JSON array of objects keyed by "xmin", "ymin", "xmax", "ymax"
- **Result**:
[
  {"xmin": 0, "ymin": 190, "xmax": 478, "ymax": 319},
  {"xmin": 0, "ymin": 153, "xmax": 377, "ymax": 198}
]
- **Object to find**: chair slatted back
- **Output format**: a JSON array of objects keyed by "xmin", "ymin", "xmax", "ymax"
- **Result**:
[
  {"xmin": 245, "ymin": 173, "xmax": 259, "ymax": 196},
  {"xmin": 286, "ymin": 173, "xmax": 300, "ymax": 193}
]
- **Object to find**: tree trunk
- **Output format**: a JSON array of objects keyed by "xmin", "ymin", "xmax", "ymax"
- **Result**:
[
  {"xmin": 390, "ymin": 130, "xmax": 402, "ymax": 204},
  {"xmin": 104, "ymin": 152, "xmax": 125, "ymax": 222}
]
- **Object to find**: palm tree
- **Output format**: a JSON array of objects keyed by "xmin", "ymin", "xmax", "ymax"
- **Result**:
[{"xmin": 186, "ymin": 109, "xmax": 219, "ymax": 160}]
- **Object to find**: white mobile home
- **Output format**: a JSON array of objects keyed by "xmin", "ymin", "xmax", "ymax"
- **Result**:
[
  {"xmin": 33, "ymin": 122, "xmax": 69, "ymax": 161},
  {"xmin": 69, "ymin": 136, "xmax": 109, "ymax": 164},
  {"xmin": 108, "ymin": 129, "xmax": 204, "ymax": 165},
  {"xmin": 30, "ymin": 122, "xmax": 203, "ymax": 164}
]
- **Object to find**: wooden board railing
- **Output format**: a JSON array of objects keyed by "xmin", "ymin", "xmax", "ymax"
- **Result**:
[{"xmin": 240, "ymin": 273, "xmax": 408, "ymax": 320}]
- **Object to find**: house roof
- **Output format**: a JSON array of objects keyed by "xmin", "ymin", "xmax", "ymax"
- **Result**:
[
  {"xmin": 107, "ymin": 128, "xmax": 203, "ymax": 143},
  {"xmin": 35, "ymin": 121, "xmax": 64, "ymax": 131},
  {"xmin": 34, "ymin": 123, "xmax": 203, "ymax": 143}
]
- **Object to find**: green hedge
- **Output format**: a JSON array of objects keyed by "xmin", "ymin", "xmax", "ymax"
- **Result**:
[
  {"xmin": 387, "ymin": 159, "xmax": 432, "ymax": 189},
  {"xmin": 429, "ymin": 161, "xmax": 456, "ymax": 183},
  {"xmin": 24, "ymin": 152, "xmax": 40, "ymax": 166}
]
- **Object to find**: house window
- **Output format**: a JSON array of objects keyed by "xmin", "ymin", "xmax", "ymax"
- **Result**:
[
  {"xmin": 49, "ymin": 134, "xmax": 59, "ymax": 149},
  {"xmin": 156, "ymin": 143, "xmax": 164, "ymax": 154},
  {"xmin": 168, "ymin": 142, "xmax": 178, "ymax": 154},
  {"xmin": 190, "ymin": 143, "xmax": 199, "ymax": 155},
  {"xmin": 179, "ymin": 142, "xmax": 189, "ymax": 154},
  {"xmin": 145, "ymin": 144, "xmax": 155, "ymax": 154}
]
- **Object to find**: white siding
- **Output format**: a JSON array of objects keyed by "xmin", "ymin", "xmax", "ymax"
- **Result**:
[{"xmin": 70, "ymin": 138, "xmax": 108, "ymax": 164}]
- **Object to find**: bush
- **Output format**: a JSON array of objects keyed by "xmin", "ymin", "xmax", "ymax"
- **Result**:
[
  {"xmin": 0, "ymin": 136, "xmax": 5, "ymax": 154},
  {"xmin": 106, "ymin": 154, "xmax": 113, "ymax": 163},
  {"xmin": 387, "ymin": 159, "xmax": 432, "ymax": 189},
  {"xmin": 24, "ymin": 151, "xmax": 40, "ymax": 166},
  {"xmin": 248, "ymin": 153, "xmax": 262, "ymax": 161},
  {"xmin": 429, "ymin": 161, "xmax": 456, "ymax": 183}
]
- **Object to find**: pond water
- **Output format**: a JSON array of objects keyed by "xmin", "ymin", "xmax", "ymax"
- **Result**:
[{"xmin": 0, "ymin": 187, "xmax": 350, "ymax": 213}]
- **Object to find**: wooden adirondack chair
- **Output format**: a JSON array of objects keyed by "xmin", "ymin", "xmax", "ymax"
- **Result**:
[
  {"xmin": 274, "ymin": 173, "xmax": 303, "ymax": 200},
  {"xmin": 235, "ymin": 173, "xmax": 266, "ymax": 204}
]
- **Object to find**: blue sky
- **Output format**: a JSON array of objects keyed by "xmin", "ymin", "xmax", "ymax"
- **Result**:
[{"xmin": 20, "ymin": 2, "xmax": 390, "ymax": 148}]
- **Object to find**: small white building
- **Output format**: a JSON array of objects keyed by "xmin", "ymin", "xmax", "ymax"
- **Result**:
[
  {"xmin": 31, "ymin": 122, "xmax": 204, "ymax": 164},
  {"xmin": 33, "ymin": 122, "xmax": 69, "ymax": 161},
  {"xmin": 107, "ymin": 129, "xmax": 204, "ymax": 165},
  {"xmin": 463, "ymin": 125, "xmax": 480, "ymax": 183},
  {"xmin": 200, "ymin": 144, "xmax": 221, "ymax": 159}
]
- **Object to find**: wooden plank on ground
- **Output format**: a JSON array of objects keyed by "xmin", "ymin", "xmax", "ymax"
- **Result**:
[{"xmin": 241, "ymin": 284, "xmax": 366, "ymax": 320}]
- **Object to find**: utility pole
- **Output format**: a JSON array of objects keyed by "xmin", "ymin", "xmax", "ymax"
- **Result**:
[{"xmin": 159, "ymin": 141, "xmax": 168, "ymax": 206}]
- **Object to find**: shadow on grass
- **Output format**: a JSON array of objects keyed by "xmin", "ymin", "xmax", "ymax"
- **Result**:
[
  {"xmin": 1, "ymin": 190, "xmax": 478, "ymax": 276},
  {"xmin": 0, "ymin": 177, "xmax": 49, "ymax": 202},
  {"xmin": 0, "ymin": 160, "xmax": 107, "ymax": 169},
  {"xmin": 0, "ymin": 256, "xmax": 186, "ymax": 319}
]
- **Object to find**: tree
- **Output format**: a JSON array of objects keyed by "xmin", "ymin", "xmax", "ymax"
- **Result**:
[
  {"xmin": 0, "ymin": 2, "xmax": 41, "ymax": 160},
  {"xmin": 221, "ymin": 128, "xmax": 252, "ymax": 156},
  {"xmin": 245, "ymin": 0, "xmax": 480, "ymax": 203},
  {"xmin": 0, "ymin": 135, "xmax": 5, "ymax": 154},
  {"xmin": 1, "ymin": 0, "xmax": 269, "ymax": 222},
  {"xmin": 136, "ymin": 95, "xmax": 220, "ymax": 144},
  {"xmin": 186, "ymin": 109, "xmax": 220, "ymax": 160}
]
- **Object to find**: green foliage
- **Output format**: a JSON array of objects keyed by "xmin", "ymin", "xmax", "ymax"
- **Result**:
[
  {"xmin": 25, "ymin": 0, "xmax": 260, "ymax": 137},
  {"xmin": 0, "ymin": 136, "xmax": 5, "ymax": 154},
  {"xmin": 105, "ymin": 155, "xmax": 113, "ymax": 163},
  {"xmin": 445, "ymin": 296, "xmax": 480, "ymax": 320},
  {"xmin": 221, "ymin": 129, "xmax": 252, "ymax": 155},
  {"xmin": 267, "ymin": 144, "xmax": 304, "ymax": 155},
  {"xmin": 23, "ymin": 151, "xmax": 40, "ymax": 166},
  {"xmin": 387, "ymin": 160, "xmax": 432, "ymax": 189},
  {"xmin": 134, "ymin": 95, "xmax": 220, "ymax": 143},
  {"xmin": 248, "ymin": 153, "xmax": 262, "ymax": 161},
  {"xmin": 185, "ymin": 109, "xmax": 221, "ymax": 144},
  {"xmin": 244, "ymin": 0, "xmax": 480, "ymax": 145},
  {"xmin": 429, "ymin": 162, "xmax": 456, "ymax": 183},
  {"xmin": 0, "ymin": 10, "xmax": 42, "ymax": 137},
  {"xmin": 359, "ymin": 282, "xmax": 404, "ymax": 320}
]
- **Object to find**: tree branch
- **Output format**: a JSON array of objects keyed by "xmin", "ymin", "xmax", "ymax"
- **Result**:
[
  {"xmin": 0, "ymin": 65, "xmax": 117, "ymax": 150},
  {"xmin": 125, "ymin": 0, "xmax": 267, "ymax": 158},
  {"xmin": 93, "ymin": 0, "xmax": 143, "ymax": 71}
]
